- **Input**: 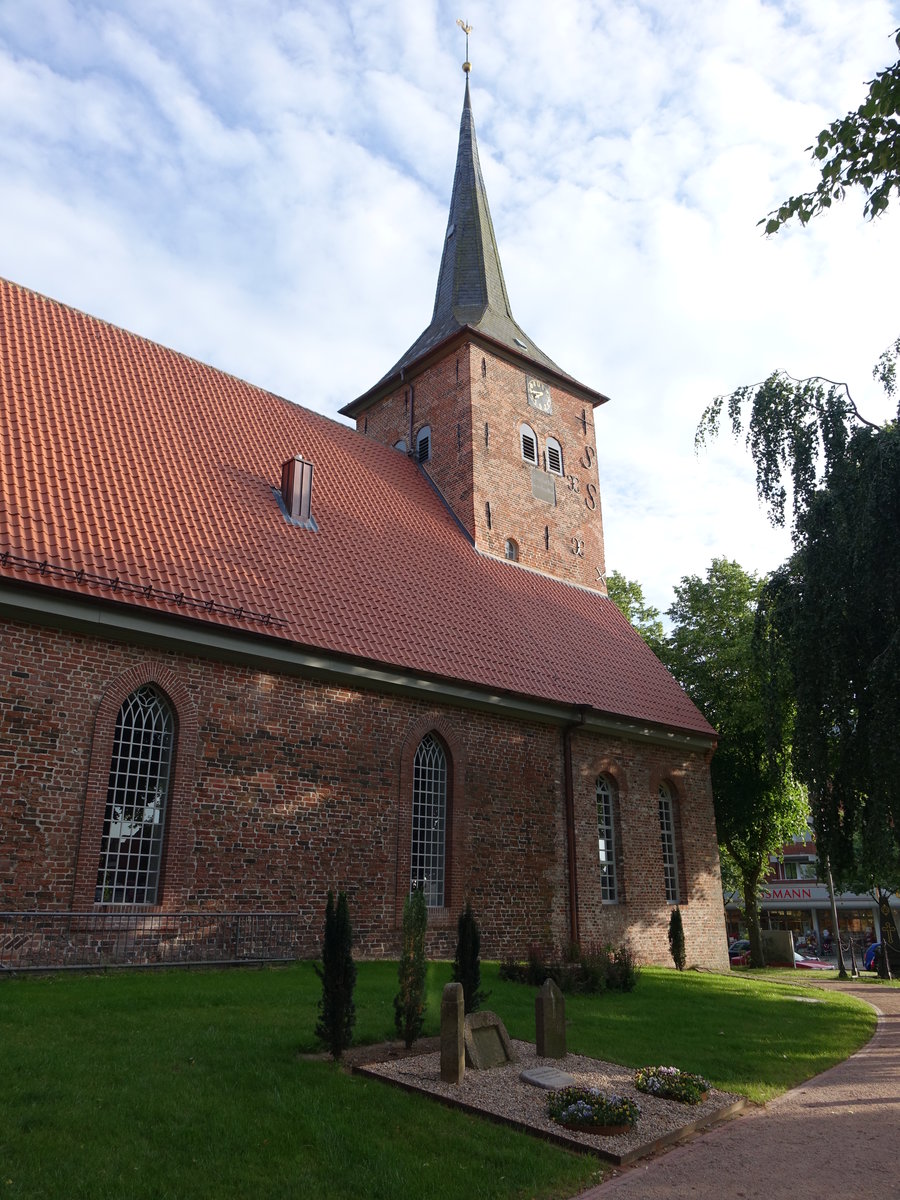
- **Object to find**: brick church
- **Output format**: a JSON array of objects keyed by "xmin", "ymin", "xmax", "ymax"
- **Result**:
[{"xmin": 0, "ymin": 73, "xmax": 728, "ymax": 970}]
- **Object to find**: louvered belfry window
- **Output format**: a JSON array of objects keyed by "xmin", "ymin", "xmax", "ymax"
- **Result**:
[
  {"xmin": 546, "ymin": 437, "xmax": 563, "ymax": 476},
  {"xmin": 596, "ymin": 776, "xmax": 618, "ymax": 902},
  {"xmin": 95, "ymin": 685, "xmax": 174, "ymax": 905},
  {"xmin": 520, "ymin": 424, "xmax": 538, "ymax": 465},
  {"xmin": 410, "ymin": 733, "xmax": 447, "ymax": 907},
  {"xmin": 658, "ymin": 782, "xmax": 679, "ymax": 904}
]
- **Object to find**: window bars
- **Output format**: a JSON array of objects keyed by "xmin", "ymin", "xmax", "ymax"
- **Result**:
[
  {"xmin": 410, "ymin": 733, "xmax": 447, "ymax": 907},
  {"xmin": 658, "ymin": 783, "xmax": 680, "ymax": 904},
  {"xmin": 95, "ymin": 685, "xmax": 173, "ymax": 905},
  {"xmin": 596, "ymin": 776, "xmax": 618, "ymax": 902}
]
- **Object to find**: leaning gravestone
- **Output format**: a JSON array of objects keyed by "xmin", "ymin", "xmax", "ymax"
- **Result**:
[
  {"xmin": 464, "ymin": 1011, "xmax": 516, "ymax": 1070},
  {"xmin": 535, "ymin": 977, "xmax": 566, "ymax": 1059},
  {"xmin": 440, "ymin": 982, "xmax": 465, "ymax": 1084}
]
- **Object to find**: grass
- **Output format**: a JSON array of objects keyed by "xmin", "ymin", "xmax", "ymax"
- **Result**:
[{"xmin": 0, "ymin": 962, "xmax": 876, "ymax": 1200}]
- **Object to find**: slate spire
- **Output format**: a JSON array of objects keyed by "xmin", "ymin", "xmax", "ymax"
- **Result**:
[
  {"xmin": 369, "ymin": 77, "xmax": 564, "ymax": 385},
  {"xmin": 431, "ymin": 75, "xmax": 516, "ymax": 333},
  {"xmin": 342, "ymin": 73, "xmax": 609, "ymax": 414}
]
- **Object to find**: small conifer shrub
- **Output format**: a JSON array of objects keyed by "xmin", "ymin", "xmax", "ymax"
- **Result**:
[
  {"xmin": 668, "ymin": 906, "xmax": 686, "ymax": 971},
  {"xmin": 314, "ymin": 890, "xmax": 356, "ymax": 1059},
  {"xmin": 394, "ymin": 885, "xmax": 429, "ymax": 1048},
  {"xmin": 452, "ymin": 900, "xmax": 488, "ymax": 1014}
]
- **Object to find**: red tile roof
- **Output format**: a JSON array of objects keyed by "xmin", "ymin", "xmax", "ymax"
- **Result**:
[{"xmin": 0, "ymin": 277, "xmax": 714, "ymax": 737}]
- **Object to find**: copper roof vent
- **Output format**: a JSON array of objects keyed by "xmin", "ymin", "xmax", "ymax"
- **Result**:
[{"xmin": 279, "ymin": 454, "xmax": 317, "ymax": 529}]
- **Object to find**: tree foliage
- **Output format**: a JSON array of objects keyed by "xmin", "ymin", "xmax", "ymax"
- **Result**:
[
  {"xmin": 606, "ymin": 569, "xmax": 665, "ymax": 655},
  {"xmin": 757, "ymin": 421, "xmax": 900, "ymax": 877},
  {"xmin": 314, "ymin": 890, "xmax": 356, "ymax": 1060},
  {"xmin": 761, "ymin": 28, "xmax": 900, "ymax": 231},
  {"xmin": 452, "ymin": 900, "xmax": 488, "ymax": 1015},
  {"xmin": 394, "ymin": 886, "xmax": 428, "ymax": 1049},
  {"xmin": 659, "ymin": 558, "xmax": 808, "ymax": 966},
  {"xmin": 667, "ymin": 906, "xmax": 686, "ymax": 971}
]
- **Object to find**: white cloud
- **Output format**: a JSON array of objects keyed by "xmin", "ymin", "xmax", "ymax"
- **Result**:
[{"xmin": 1, "ymin": 0, "xmax": 899, "ymax": 617}]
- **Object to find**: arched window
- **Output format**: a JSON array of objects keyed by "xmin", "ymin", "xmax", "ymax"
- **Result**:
[
  {"xmin": 658, "ymin": 782, "xmax": 680, "ymax": 904},
  {"xmin": 596, "ymin": 775, "xmax": 618, "ymax": 902},
  {"xmin": 504, "ymin": 538, "xmax": 519, "ymax": 561},
  {"xmin": 545, "ymin": 436, "xmax": 563, "ymax": 476},
  {"xmin": 411, "ymin": 733, "xmax": 447, "ymax": 907},
  {"xmin": 520, "ymin": 423, "xmax": 538, "ymax": 465},
  {"xmin": 416, "ymin": 426, "xmax": 431, "ymax": 463},
  {"xmin": 393, "ymin": 438, "xmax": 408, "ymax": 452},
  {"xmin": 95, "ymin": 685, "xmax": 174, "ymax": 905}
]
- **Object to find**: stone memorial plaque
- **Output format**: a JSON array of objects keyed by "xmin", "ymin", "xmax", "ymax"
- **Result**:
[
  {"xmin": 519, "ymin": 1065, "xmax": 575, "ymax": 1090},
  {"xmin": 463, "ymin": 1010, "xmax": 516, "ymax": 1070},
  {"xmin": 472, "ymin": 1025, "xmax": 506, "ymax": 1069},
  {"xmin": 531, "ymin": 468, "xmax": 556, "ymax": 506}
]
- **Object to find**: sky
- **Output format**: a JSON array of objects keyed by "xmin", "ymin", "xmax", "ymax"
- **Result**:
[{"xmin": 2, "ymin": 0, "xmax": 899, "ymax": 618}]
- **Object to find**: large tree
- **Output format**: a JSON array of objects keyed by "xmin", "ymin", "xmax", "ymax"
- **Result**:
[
  {"xmin": 698, "ymin": 29, "xmax": 900, "ymax": 878},
  {"xmin": 660, "ymin": 559, "xmax": 808, "ymax": 966},
  {"xmin": 606, "ymin": 570, "xmax": 665, "ymax": 655}
]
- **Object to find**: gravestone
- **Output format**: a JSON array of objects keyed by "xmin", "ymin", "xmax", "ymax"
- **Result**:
[
  {"xmin": 463, "ymin": 1011, "xmax": 516, "ymax": 1070},
  {"xmin": 440, "ymin": 982, "xmax": 465, "ymax": 1084},
  {"xmin": 535, "ymin": 978, "xmax": 566, "ymax": 1058},
  {"xmin": 520, "ymin": 1064, "xmax": 575, "ymax": 1089}
]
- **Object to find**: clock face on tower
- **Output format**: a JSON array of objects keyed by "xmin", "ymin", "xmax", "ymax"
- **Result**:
[{"xmin": 526, "ymin": 376, "xmax": 552, "ymax": 414}]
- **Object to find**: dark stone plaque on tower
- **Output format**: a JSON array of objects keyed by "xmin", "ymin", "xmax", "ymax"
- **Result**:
[{"xmin": 531, "ymin": 469, "xmax": 556, "ymax": 506}]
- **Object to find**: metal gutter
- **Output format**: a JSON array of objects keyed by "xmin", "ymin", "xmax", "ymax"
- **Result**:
[{"xmin": 0, "ymin": 580, "xmax": 715, "ymax": 749}]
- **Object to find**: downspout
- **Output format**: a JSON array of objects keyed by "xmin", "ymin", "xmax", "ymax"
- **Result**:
[{"xmin": 562, "ymin": 707, "xmax": 586, "ymax": 949}]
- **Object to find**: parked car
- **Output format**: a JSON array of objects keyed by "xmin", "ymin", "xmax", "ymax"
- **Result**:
[
  {"xmin": 728, "ymin": 939, "xmax": 750, "ymax": 961},
  {"xmin": 864, "ymin": 943, "xmax": 882, "ymax": 971},
  {"xmin": 793, "ymin": 952, "xmax": 833, "ymax": 970}
]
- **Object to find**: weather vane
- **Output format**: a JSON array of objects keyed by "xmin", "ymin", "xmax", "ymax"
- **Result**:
[{"xmin": 456, "ymin": 18, "xmax": 472, "ymax": 73}]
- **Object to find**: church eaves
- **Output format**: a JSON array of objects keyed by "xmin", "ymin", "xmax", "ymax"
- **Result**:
[{"xmin": 342, "ymin": 78, "xmax": 609, "ymax": 417}]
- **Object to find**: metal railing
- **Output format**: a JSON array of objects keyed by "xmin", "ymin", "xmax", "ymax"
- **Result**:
[{"xmin": 0, "ymin": 911, "xmax": 310, "ymax": 971}]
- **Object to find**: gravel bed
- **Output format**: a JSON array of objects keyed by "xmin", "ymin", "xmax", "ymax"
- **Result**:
[{"xmin": 358, "ymin": 1039, "xmax": 746, "ymax": 1162}]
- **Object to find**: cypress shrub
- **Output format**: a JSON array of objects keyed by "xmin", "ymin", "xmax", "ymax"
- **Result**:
[
  {"xmin": 668, "ymin": 905, "xmax": 686, "ymax": 971},
  {"xmin": 452, "ymin": 900, "xmax": 488, "ymax": 1014},
  {"xmin": 394, "ymin": 886, "xmax": 428, "ymax": 1048},
  {"xmin": 314, "ymin": 890, "xmax": 356, "ymax": 1059}
]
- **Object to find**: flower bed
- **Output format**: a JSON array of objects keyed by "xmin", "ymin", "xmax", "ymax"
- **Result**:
[
  {"xmin": 634, "ymin": 1065, "xmax": 710, "ymax": 1105},
  {"xmin": 547, "ymin": 1086, "xmax": 641, "ymax": 1133}
]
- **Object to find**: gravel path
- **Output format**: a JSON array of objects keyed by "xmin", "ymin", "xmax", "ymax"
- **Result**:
[
  {"xmin": 576, "ymin": 979, "xmax": 900, "ymax": 1198},
  {"xmin": 358, "ymin": 1039, "xmax": 744, "ymax": 1164}
]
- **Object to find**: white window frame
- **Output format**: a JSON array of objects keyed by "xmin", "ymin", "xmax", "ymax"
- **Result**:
[
  {"xmin": 416, "ymin": 426, "xmax": 431, "ymax": 463},
  {"xmin": 520, "ymin": 423, "xmax": 538, "ymax": 465},
  {"xmin": 545, "ymin": 436, "xmax": 563, "ymax": 476},
  {"xmin": 596, "ymin": 776, "xmax": 618, "ymax": 903},
  {"xmin": 95, "ymin": 685, "xmax": 174, "ymax": 906},
  {"xmin": 410, "ymin": 733, "xmax": 447, "ymax": 908},
  {"xmin": 658, "ymin": 782, "xmax": 680, "ymax": 904}
]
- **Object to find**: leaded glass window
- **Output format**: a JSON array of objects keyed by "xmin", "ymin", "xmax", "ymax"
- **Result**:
[
  {"xmin": 658, "ymin": 782, "xmax": 679, "ymax": 904},
  {"xmin": 410, "ymin": 733, "xmax": 447, "ymax": 908},
  {"xmin": 95, "ymin": 685, "xmax": 174, "ymax": 905},
  {"xmin": 596, "ymin": 776, "xmax": 618, "ymax": 903}
]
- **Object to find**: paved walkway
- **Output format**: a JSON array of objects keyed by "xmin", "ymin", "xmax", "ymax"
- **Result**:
[{"xmin": 575, "ymin": 980, "xmax": 900, "ymax": 1200}]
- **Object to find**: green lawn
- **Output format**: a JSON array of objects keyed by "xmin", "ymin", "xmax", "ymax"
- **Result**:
[{"xmin": 0, "ymin": 962, "xmax": 876, "ymax": 1200}]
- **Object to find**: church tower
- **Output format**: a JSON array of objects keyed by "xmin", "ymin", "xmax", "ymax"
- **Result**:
[{"xmin": 341, "ymin": 72, "xmax": 609, "ymax": 593}]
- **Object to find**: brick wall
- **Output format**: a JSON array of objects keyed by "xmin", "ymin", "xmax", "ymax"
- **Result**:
[
  {"xmin": 356, "ymin": 343, "xmax": 608, "ymax": 592},
  {"xmin": 0, "ymin": 616, "xmax": 728, "ymax": 969}
]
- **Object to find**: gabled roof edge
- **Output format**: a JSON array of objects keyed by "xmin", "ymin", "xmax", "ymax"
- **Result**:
[
  {"xmin": 0, "ymin": 579, "xmax": 715, "ymax": 748},
  {"xmin": 340, "ymin": 325, "xmax": 610, "ymax": 418}
]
